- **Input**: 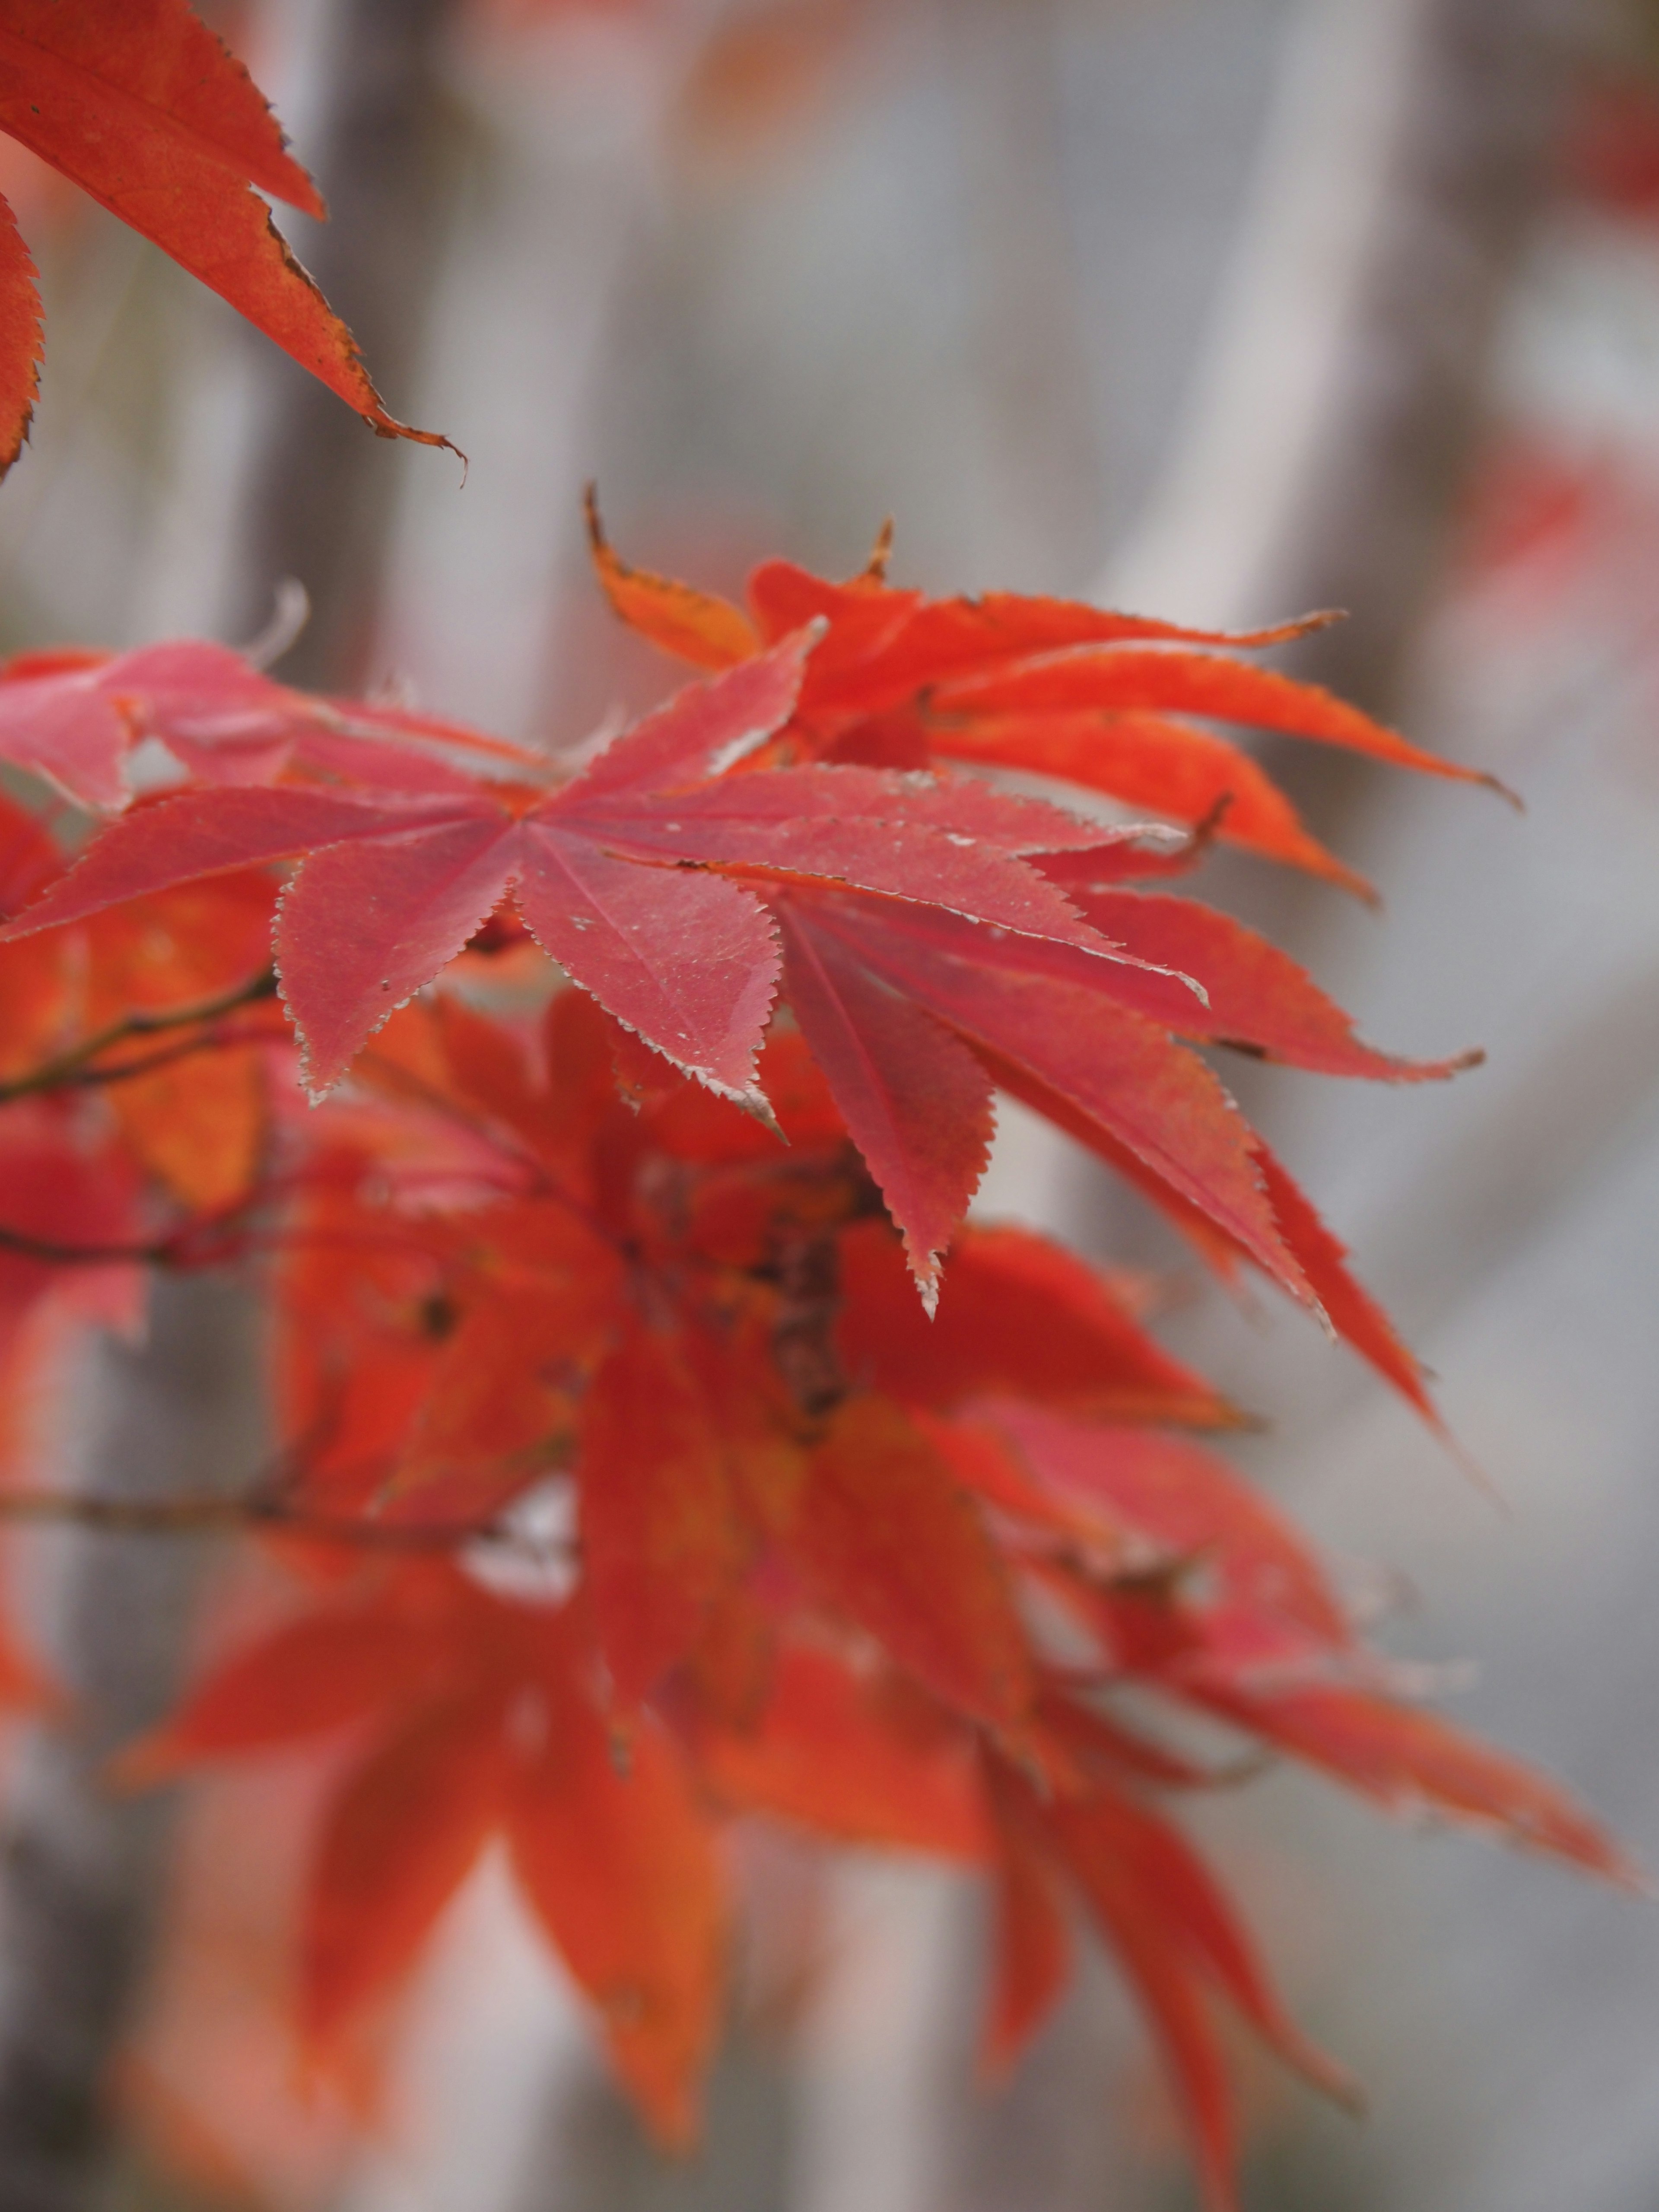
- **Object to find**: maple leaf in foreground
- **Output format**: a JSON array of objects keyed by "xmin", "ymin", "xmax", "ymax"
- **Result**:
[
  {"xmin": 0, "ymin": 0, "xmax": 453, "ymax": 476},
  {"xmin": 0, "ymin": 599, "xmax": 1481, "ymax": 1389}
]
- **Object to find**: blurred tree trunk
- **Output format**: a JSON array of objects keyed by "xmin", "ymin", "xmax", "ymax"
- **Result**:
[
  {"xmin": 227, "ymin": 0, "xmax": 459, "ymax": 691},
  {"xmin": 1112, "ymin": 0, "xmax": 1611, "ymax": 777},
  {"xmin": 0, "ymin": 1281, "xmax": 264, "ymax": 2211},
  {"xmin": 944, "ymin": 0, "xmax": 1104, "ymax": 591},
  {"xmin": 0, "ymin": 8, "xmax": 460, "ymax": 2206}
]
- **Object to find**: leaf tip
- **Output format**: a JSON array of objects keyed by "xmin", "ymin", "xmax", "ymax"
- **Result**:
[
  {"xmin": 1443, "ymin": 1432, "xmax": 1510, "ymax": 1511},
  {"xmin": 1482, "ymin": 769, "xmax": 1526, "ymax": 813},
  {"xmin": 735, "ymin": 1085, "xmax": 787, "ymax": 1141},
  {"xmin": 862, "ymin": 517, "xmax": 896, "ymax": 581}
]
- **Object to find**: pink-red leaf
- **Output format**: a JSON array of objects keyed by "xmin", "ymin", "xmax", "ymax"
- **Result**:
[
  {"xmin": 0, "ymin": 644, "xmax": 817, "ymax": 1100},
  {"xmin": 1254, "ymin": 1142, "xmax": 1441, "ymax": 1428},
  {"xmin": 779, "ymin": 912, "xmax": 992, "ymax": 1303},
  {"xmin": 568, "ymin": 621, "xmax": 809, "ymax": 795},
  {"xmin": 512, "ymin": 836, "xmax": 780, "ymax": 1108},
  {"xmin": 796, "ymin": 891, "xmax": 1307, "ymax": 1304},
  {"xmin": 278, "ymin": 817, "xmax": 522, "ymax": 1096},
  {"xmin": 584, "ymin": 764, "xmax": 1119, "ymax": 946},
  {"xmin": 1038, "ymin": 878, "xmax": 1480, "ymax": 1082},
  {"xmin": 836, "ymin": 1220, "xmax": 1244, "ymax": 1429}
]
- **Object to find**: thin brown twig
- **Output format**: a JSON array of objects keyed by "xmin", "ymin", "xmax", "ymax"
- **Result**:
[
  {"xmin": 0, "ymin": 970, "xmax": 281, "ymax": 1105},
  {"xmin": 45, "ymin": 1017, "xmax": 287, "ymax": 1093},
  {"xmin": 0, "ymin": 1201, "xmax": 265, "ymax": 1268},
  {"xmin": 0, "ymin": 1488, "xmax": 535, "ymax": 1551},
  {"xmin": 0, "ymin": 1226, "xmax": 182, "ymax": 1267}
]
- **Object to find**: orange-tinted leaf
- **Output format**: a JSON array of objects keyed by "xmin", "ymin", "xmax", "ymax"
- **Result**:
[
  {"xmin": 509, "ymin": 1626, "xmax": 725, "ymax": 2145},
  {"xmin": 390, "ymin": 1255, "xmax": 619, "ymax": 1516},
  {"xmin": 671, "ymin": 0, "xmax": 871, "ymax": 161},
  {"xmin": 1202, "ymin": 1681, "xmax": 1643, "ymax": 1887},
  {"xmin": 428, "ymin": 992, "xmax": 584, "ymax": 1166},
  {"xmin": 685, "ymin": 1583, "xmax": 778, "ymax": 1730},
  {"xmin": 747, "ymin": 564, "xmax": 1335, "ymax": 710},
  {"xmin": 1047, "ymin": 1782, "xmax": 1357, "ymax": 2108},
  {"xmin": 878, "ymin": 708, "xmax": 1371, "ymax": 896},
  {"xmin": 0, "ymin": 1, "xmax": 322, "ymax": 213},
  {"xmin": 82, "ymin": 875, "xmax": 276, "ymax": 1020},
  {"xmin": 0, "ymin": 1101, "xmax": 144, "ymax": 1354},
  {"xmin": 981, "ymin": 1780, "xmax": 1072, "ymax": 2078},
  {"xmin": 930, "ymin": 648, "xmax": 1512, "ymax": 800},
  {"xmin": 579, "ymin": 1326, "xmax": 750, "ymax": 1702},
  {"xmin": 586, "ymin": 488, "xmax": 757, "ymax": 669},
  {"xmin": 696, "ymin": 1643, "xmax": 989, "ymax": 1858},
  {"xmin": 302, "ymin": 1691, "xmax": 508, "ymax": 2049},
  {"xmin": 110, "ymin": 1045, "xmax": 265, "ymax": 1211},
  {"xmin": 647, "ymin": 1021, "xmax": 847, "ymax": 1160},
  {"xmin": 0, "ymin": 938, "xmax": 72, "ymax": 1084},
  {"xmin": 745, "ymin": 561, "xmax": 920, "ymax": 707},
  {"xmin": 1046, "ymin": 1792, "xmax": 1239, "ymax": 2212},
  {"xmin": 117, "ymin": 1606, "xmax": 436, "ymax": 1785},
  {"xmin": 791, "ymin": 1397, "xmax": 1032, "ymax": 1727}
]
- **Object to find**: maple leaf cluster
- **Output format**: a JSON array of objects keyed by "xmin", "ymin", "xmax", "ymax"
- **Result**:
[{"xmin": 0, "ymin": 524, "xmax": 1630, "ymax": 2209}]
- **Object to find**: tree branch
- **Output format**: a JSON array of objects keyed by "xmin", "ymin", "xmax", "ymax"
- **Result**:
[
  {"xmin": 0, "ymin": 1487, "xmax": 554, "ymax": 1552},
  {"xmin": 0, "ymin": 971, "xmax": 280, "ymax": 1106}
]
